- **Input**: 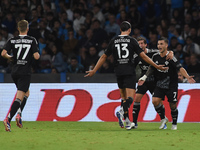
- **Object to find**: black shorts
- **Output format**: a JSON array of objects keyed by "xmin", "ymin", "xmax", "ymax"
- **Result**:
[
  {"xmin": 11, "ymin": 74, "xmax": 31, "ymax": 92},
  {"xmin": 136, "ymin": 81, "xmax": 156, "ymax": 94},
  {"xmin": 116, "ymin": 75, "xmax": 136, "ymax": 89},
  {"xmin": 152, "ymin": 86, "xmax": 178, "ymax": 103}
]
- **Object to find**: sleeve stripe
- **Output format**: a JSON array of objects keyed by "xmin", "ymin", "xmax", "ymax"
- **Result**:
[{"xmin": 172, "ymin": 57, "xmax": 177, "ymax": 62}]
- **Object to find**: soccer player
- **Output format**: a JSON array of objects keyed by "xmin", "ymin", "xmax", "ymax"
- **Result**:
[
  {"xmin": 131, "ymin": 37, "xmax": 174, "ymax": 129},
  {"xmin": 1, "ymin": 20, "xmax": 40, "ymax": 131},
  {"xmin": 85, "ymin": 21, "xmax": 168, "ymax": 130},
  {"xmin": 138, "ymin": 37, "xmax": 195, "ymax": 130}
]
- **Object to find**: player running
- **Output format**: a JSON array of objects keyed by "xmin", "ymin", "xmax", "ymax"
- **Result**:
[{"xmin": 1, "ymin": 20, "xmax": 40, "ymax": 131}]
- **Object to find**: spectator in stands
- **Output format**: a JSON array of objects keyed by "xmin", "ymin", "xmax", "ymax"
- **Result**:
[
  {"xmin": 59, "ymin": 11, "xmax": 69, "ymax": 29},
  {"xmin": 64, "ymin": 3, "xmax": 73, "ymax": 21},
  {"xmin": 156, "ymin": 24, "xmax": 167, "ymax": 39},
  {"xmin": 2, "ymin": 12, "xmax": 16, "ymax": 34},
  {"xmin": 174, "ymin": 43, "xmax": 187, "ymax": 65},
  {"xmin": 29, "ymin": 8, "xmax": 40, "ymax": 24},
  {"xmin": 105, "ymin": 14, "xmax": 120, "ymax": 39},
  {"xmin": 38, "ymin": 20, "xmax": 51, "ymax": 40},
  {"xmin": 84, "ymin": 11, "xmax": 93, "ymax": 30},
  {"xmin": 82, "ymin": 46, "xmax": 99, "ymax": 71},
  {"xmin": 1, "ymin": 27, "xmax": 13, "ymax": 41},
  {"xmin": 0, "ymin": 33, "xmax": 6, "ymax": 50},
  {"xmin": 36, "ymin": 4, "xmax": 44, "ymax": 18},
  {"xmin": 51, "ymin": 44, "xmax": 66, "ymax": 73},
  {"xmin": 91, "ymin": 19, "xmax": 108, "ymax": 47},
  {"xmin": 139, "ymin": 0, "xmax": 161, "ymax": 31},
  {"xmin": 187, "ymin": 54, "xmax": 200, "ymax": 73},
  {"xmin": 116, "ymin": 10, "xmax": 130, "ymax": 26},
  {"xmin": 169, "ymin": 36, "xmax": 178, "ymax": 51},
  {"xmin": 46, "ymin": 12, "xmax": 56, "ymax": 30},
  {"xmin": 52, "ymin": 20, "xmax": 62, "ymax": 37},
  {"xmin": 172, "ymin": 9, "xmax": 183, "ymax": 25},
  {"xmin": 28, "ymin": 21, "xmax": 41, "ymax": 41},
  {"xmin": 73, "ymin": 9, "xmax": 85, "ymax": 33},
  {"xmin": 184, "ymin": 13, "xmax": 192, "ymax": 25},
  {"xmin": 43, "ymin": 2, "xmax": 52, "ymax": 14},
  {"xmin": 39, "ymin": 48, "xmax": 52, "ymax": 73},
  {"xmin": 183, "ymin": 36, "xmax": 200, "ymax": 56},
  {"xmin": 181, "ymin": 24, "xmax": 191, "ymax": 40},
  {"xmin": 192, "ymin": 0, "xmax": 200, "ymax": 11},
  {"xmin": 93, "ymin": 4, "xmax": 105, "ymax": 25},
  {"xmin": 1, "ymin": 0, "xmax": 200, "ymax": 79},
  {"xmin": 102, "ymin": 1, "xmax": 115, "ymax": 21},
  {"xmin": 78, "ymin": 29, "xmax": 96, "ymax": 51},
  {"xmin": 67, "ymin": 56, "xmax": 84, "ymax": 73},
  {"xmin": 62, "ymin": 29, "xmax": 78, "ymax": 61},
  {"xmin": 191, "ymin": 9, "xmax": 199, "ymax": 28},
  {"xmin": 132, "ymin": 27, "xmax": 147, "ymax": 42},
  {"xmin": 190, "ymin": 27, "xmax": 200, "ymax": 45},
  {"xmin": 129, "ymin": 4, "xmax": 142, "ymax": 29},
  {"xmin": 38, "ymin": 38, "xmax": 46, "ymax": 54},
  {"xmin": 148, "ymin": 31, "xmax": 158, "ymax": 49},
  {"xmin": 98, "ymin": 40, "xmax": 108, "ymax": 57},
  {"xmin": 183, "ymin": 0, "xmax": 193, "ymax": 16}
]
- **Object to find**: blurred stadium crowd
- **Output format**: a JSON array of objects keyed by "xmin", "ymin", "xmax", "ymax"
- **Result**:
[{"xmin": 0, "ymin": 0, "xmax": 200, "ymax": 81}]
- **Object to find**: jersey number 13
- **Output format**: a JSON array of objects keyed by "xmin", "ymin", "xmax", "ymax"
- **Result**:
[{"xmin": 115, "ymin": 43, "xmax": 129, "ymax": 58}]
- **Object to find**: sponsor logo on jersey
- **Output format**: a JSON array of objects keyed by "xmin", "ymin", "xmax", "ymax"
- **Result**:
[{"xmin": 165, "ymin": 61, "xmax": 169, "ymax": 65}]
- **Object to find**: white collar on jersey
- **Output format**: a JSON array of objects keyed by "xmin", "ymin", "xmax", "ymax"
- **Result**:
[
  {"xmin": 118, "ymin": 35, "xmax": 128, "ymax": 36},
  {"xmin": 19, "ymin": 35, "xmax": 27, "ymax": 36}
]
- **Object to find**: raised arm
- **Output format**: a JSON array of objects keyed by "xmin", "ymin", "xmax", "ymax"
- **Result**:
[
  {"xmin": 84, "ymin": 54, "xmax": 107, "ymax": 77},
  {"xmin": 179, "ymin": 67, "xmax": 196, "ymax": 83},
  {"xmin": 139, "ymin": 52, "xmax": 167, "ymax": 71}
]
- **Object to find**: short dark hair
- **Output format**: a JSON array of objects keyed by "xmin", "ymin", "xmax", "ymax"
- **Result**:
[
  {"xmin": 120, "ymin": 21, "xmax": 131, "ymax": 32},
  {"xmin": 137, "ymin": 37, "xmax": 147, "ymax": 44},
  {"xmin": 158, "ymin": 37, "xmax": 168, "ymax": 44}
]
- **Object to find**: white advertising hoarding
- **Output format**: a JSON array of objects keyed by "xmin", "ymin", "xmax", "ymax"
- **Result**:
[{"xmin": 0, "ymin": 83, "xmax": 200, "ymax": 122}]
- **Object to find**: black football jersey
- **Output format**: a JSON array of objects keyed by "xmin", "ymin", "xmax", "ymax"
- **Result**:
[
  {"xmin": 134, "ymin": 49, "xmax": 158, "ymax": 75},
  {"xmin": 151, "ymin": 52, "xmax": 182, "ymax": 89},
  {"xmin": 3, "ymin": 35, "xmax": 39, "ymax": 75},
  {"xmin": 104, "ymin": 35, "xmax": 143, "ymax": 75},
  {"xmin": 134, "ymin": 49, "xmax": 159, "ymax": 82}
]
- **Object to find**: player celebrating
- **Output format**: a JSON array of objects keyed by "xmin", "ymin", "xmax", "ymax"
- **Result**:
[
  {"xmin": 1, "ymin": 20, "xmax": 40, "ymax": 131},
  {"xmin": 138, "ymin": 37, "xmax": 195, "ymax": 130},
  {"xmin": 85, "ymin": 21, "xmax": 168, "ymax": 130},
  {"xmin": 132, "ymin": 37, "xmax": 173, "ymax": 129}
]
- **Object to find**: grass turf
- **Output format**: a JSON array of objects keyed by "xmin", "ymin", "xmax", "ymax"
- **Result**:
[{"xmin": 0, "ymin": 122, "xmax": 199, "ymax": 150}]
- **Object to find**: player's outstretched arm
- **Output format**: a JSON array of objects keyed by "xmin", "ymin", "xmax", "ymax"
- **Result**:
[
  {"xmin": 139, "ymin": 52, "xmax": 168, "ymax": 71},
  {"xmin": 84, "ymin": 54, "xmax": 107, "ymax": 77},
  {"xmin": 179, "ymin": 67, "xmax": 196, "ymax": 83},
  {"xmin": 1, "ymin": 49, "xmax": 13, "ymax": 61}
]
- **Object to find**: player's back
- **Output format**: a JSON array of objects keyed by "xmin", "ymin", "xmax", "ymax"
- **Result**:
[
  {"xmin": 105, "ymin": 35, "xmax": 143, "ymax": 76},
  {"xmin": 5, "ymin": 35, "xmax": 39, "ymax": 75}
]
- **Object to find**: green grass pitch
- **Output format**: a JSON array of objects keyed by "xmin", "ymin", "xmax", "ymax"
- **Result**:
[{"xmin": 0, "ymin": 122, "xmax": 199, "ymax": 150}]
